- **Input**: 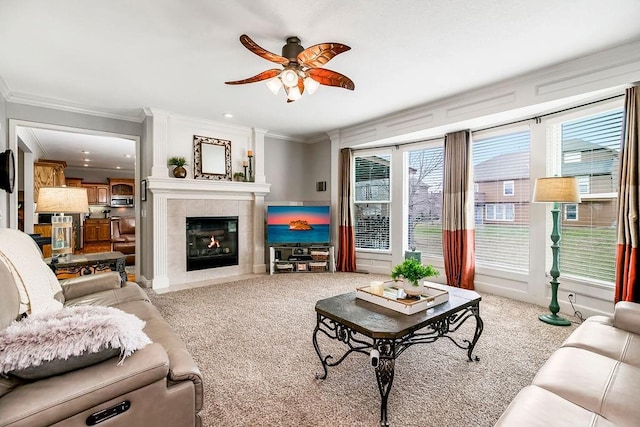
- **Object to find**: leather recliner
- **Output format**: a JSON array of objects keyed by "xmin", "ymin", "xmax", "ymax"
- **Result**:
[
  {"xmin": 111, "ymin": 217, "xmax": 135, "ymax": 265},
  {"xmin": 0, "ymin": 229, "xmax": 203, "ymax": 427}
]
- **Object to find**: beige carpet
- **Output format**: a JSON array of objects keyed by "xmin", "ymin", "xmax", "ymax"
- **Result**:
[{"xmin": 148, "ymin": 273, "xmax": 577, "ymax": 427}]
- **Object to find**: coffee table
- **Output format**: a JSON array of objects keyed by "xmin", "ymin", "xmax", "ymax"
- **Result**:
[
  {"xmin": 45, "ymin": 251, "xmax": 127, "ymax": 283},
  {"xmin": 312, "ymin": 285, "xmax": 483, "ymax": 426}
]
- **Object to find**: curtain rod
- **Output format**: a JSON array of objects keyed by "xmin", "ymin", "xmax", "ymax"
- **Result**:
[{"xmin": 366, "ymin": 92, "xmax": 625, "ymax": 151}]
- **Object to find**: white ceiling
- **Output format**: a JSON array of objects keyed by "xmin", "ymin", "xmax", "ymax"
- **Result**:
[
  {"xmin": 2, "ymin": 0, "xmax": 640, "ymax": 149},
  {"xmin": 17, "ymin": 127, "xmax": 136, "ymax": 171}
]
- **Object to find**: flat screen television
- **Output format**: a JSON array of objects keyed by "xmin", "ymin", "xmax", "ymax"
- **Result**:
[{"xmin": 267, "ymin": 205, "xmax": 330, "ymax": 245}]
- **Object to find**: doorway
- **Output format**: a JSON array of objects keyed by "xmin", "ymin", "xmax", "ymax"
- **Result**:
[{"xmin": 8, "ymin": 119, "xmax": 141, "ymax": 282}]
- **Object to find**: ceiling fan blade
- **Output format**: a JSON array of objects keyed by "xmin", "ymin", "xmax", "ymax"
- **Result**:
[
  {"xmin": 225, "ymin": 69, "xmax": 281, "ymax": 85},
  {"xmin": 239, "ymin": 34, "xmax": 289, "ymax": 65},
  {"xmin": 307, "ymin": 68, "xmax": 355, "ymax": 91},
  {"xmin": 297, "ymin": 43, "xmax": 351, "ymax": 68}
]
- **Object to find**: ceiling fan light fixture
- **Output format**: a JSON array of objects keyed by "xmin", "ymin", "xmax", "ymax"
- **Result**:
[
  {"xmin": 225, "ymin": 34, "xmax": 354, "ymax": 103},
  {"xmin": 286, "ymin": 86, "xmax": 302, "ymax": 101},
  {"xmin": 266, "ymin": 77, "xmax": 282, "ymax": 95},
  {"xmin": 304, "ymin": 76, "xmax": 320, "ymax": 95},
  {"xmin": 280, "ymin": 69, "xmax": 299, "ymax": 88}
]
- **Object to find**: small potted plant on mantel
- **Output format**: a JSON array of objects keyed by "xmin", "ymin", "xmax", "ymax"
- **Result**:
[
  {"xmin": 168, "ymin": 156, "xmax": 188, "ymax": 178},
  {"xmin": 390, "ymin": 258, "xmax": 439, "ymax": 297}
]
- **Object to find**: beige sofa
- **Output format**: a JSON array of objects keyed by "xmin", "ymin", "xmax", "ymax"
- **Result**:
[
  {"xmin": 495, "ymin": 301, "xmax": 640, "ymax": 426},
  {"xmin": 0, "ymin": 230, "xmax": 203, "ymax": 427}
]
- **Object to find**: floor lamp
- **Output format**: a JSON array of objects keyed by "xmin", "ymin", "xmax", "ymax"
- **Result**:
[
  {"xmin": 532, "ymin": 176, "xmax": 581, "ymax": 326},
  {"xmin": 35, "ymin": 187, "xmax": 90, "ymax": 258}
]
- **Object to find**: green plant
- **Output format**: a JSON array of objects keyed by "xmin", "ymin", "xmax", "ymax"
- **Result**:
[
  {"xmin": 168, "ymin": 156, "xmax": 188, "ymax": 167},
  {"xmin": 233, "ymin": 172, "xmax": 245, "ymax": 181},
  {"xmin": 390, "ymin": 258, "xmax": 439, "ymax": 287}
]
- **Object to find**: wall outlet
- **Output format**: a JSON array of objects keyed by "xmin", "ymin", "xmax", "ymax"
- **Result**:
[{"xmin": 568, "ymin": 293, "xmax": 576, "ymax": 302}]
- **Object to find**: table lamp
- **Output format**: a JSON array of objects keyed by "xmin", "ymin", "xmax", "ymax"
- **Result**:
[
  {"xmin": 532, "ymin": 176, "xmax": 581, "ymax": 326},
  {"xmin": 36, "ymin": 186, "xmax": 89, "ymax": 257}
]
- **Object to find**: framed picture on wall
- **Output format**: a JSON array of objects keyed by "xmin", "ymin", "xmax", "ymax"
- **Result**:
[{"xmin": 141, "ymin": 179, "xmax": 147, "ymax": 201}]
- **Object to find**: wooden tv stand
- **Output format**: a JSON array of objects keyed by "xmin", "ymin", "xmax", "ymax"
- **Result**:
[{"xmin": 269, "ymin": 245, "xmax": 335, "ymax": 275}]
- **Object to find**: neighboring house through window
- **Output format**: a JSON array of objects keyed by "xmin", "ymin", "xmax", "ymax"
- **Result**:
[
  {"xmin": 473, "ymin": 130, "xmax": 530, "ymax": 272},
  {"xmin": 554, "ymin": 108, "xmax": 623, "ymax": 284},
  {"xmin": 354, "ymin": 152, "xmax": 391, "ymax": 250}
]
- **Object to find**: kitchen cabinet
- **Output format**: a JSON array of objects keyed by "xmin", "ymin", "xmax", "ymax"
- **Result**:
[
  {"xmin": 34, "ymin": 160, "xmax": 66, "ymax": 201},
  {"xmin": 34, "ymin": 224, "xmax": 52, "ymax": 258},
  {"xmin": 83, "ymin": 218, "xmax": 112, "ymax": 253},
  {"xmin": 109, "ymin": 178, "xmax": 134, "ymax": 197},
  {"xmin": 82, "ymin": 183, "xmax": 110, "ymax": 205},
  {"xmin": 65, "ymin": 178, "xmax": 83, "ymax": 187}
]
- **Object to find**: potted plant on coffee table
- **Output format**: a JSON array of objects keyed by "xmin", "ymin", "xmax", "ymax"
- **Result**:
[
  {"xmin": 168, "ymin": 156, "xmax": 188, "ymax": 178},
  {"xmin": 390, "ymin": 258, "xmax": 439, "ymax": 297}
]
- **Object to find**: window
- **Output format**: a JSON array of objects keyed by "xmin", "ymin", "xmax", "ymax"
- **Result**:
[
  {"xmin": 473, "ymin": 130, "xmax": 530, "ymax": 271},
  {"xmin": 354, "ymin": 152, "xmax": 391, "ymax": 250},
  {"xmin": 503, "ymin": 180, "xmax": 514, "ymax": 196},
  {"xmin": 407, "ymin": 146, "xmax": 444, "ymax": 257},
  {"xmin": 555, "ymin": 108, "xmax": 624, "ymax": 284},
  {"xmin": 577, "ymin": 176, "xmax": 590, "ymax": 194},
  {"xmin": 564, "ymin": 204, "xmax": 578, "ymax": 221},
  {"xmin": 485, "ymin": 203, "xmax": 515, "ymax": 221}
]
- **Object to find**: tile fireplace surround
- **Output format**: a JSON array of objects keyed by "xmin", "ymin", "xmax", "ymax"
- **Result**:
[{"xmin": 147, "ymin": 177, "xmax": 271, "ymax": 289}]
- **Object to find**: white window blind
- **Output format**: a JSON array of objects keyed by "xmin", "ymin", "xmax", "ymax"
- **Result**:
[
  {"xmin": 354, "ymin": 153, "xmax": 391, "ymax": 250},
  {"xmin": 558, "ymin": 109, "xmax": 623, "ymax": 284},
  {"xmin": 407, "ymin": 146, "xmax": 444, "ymax": 257},
  {"xmin": 473, "ymin": 130, "xmax": 530, "ymax": 272}
]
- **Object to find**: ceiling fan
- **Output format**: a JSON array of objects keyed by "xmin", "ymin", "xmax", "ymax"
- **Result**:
[{"xmin": 225, "ymin": 34, "xmax": 355, "ymax": 102}]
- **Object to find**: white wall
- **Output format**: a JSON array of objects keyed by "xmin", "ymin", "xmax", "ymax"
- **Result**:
[
  {"xmin": 302, "ymin": 138, "xmax": 332, "ymax": 203},
  {"xmin": 264, "ymin": 136, "xmax": 306, "ymax": 202}
]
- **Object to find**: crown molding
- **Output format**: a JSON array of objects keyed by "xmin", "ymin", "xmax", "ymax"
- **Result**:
[
  {"xmin": 18, "ymin": 127, "xmax": 47, "ymax": 157},
  {"xmin": 0, "ymin": 74, "xmax": 9, "ymax": 99},
  {"xmin": 264, "ymin": 131, "xmax": 309, "ymax": 143},
  {"xmin": 6, "ymin": 91, "xmax": 145, "ymax": 123}
]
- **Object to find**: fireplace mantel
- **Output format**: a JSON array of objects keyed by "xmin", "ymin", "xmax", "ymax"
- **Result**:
[
  {"xmin": 147, "ymin": 177, "xmax": 271, "ymax": 198},
  {"xmin": 145, "ymin": 176, "xmax": 271, "ymax": 290}
]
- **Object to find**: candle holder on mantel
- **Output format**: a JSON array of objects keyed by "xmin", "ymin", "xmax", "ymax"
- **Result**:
[
  {"xmin": 247, "ymin": 151, "xmax": 254, "ymax": 182},
  {"xmin": 242, "ymin": 161, "xmax": 248, "ymax": 182}
]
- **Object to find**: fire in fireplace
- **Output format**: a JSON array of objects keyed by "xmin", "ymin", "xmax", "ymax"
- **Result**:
[{"xmin": 186, "ymin": 216, "xmax": 238, "ymax": 271}]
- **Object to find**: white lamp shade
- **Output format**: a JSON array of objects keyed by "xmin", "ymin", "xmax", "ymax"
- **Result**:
[
  {"xmin": 36, "ymin": 187, "xmax": 90, "ymax": 213},
  {"xmin": 286, "ymin": 86, "xmax": 302, "ymax": 101},
  {"xmin": 304, "ymin": 76, "xmax": 320, "ymax": 95},
  {"xmin": 532, "ymin": 177, "xmax": 581, "ymax": 203},
  {"xmin": 266, "ymin": 77, "xmax": 282, "ymax": 95},
  {"xmin": 280, "ymin": 69, "xmax": 299, "ymax": 88}
]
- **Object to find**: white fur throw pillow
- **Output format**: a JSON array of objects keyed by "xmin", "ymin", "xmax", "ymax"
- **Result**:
[{"xmin": 0, "ymin": 306, "xmax": 151, "ymax": 380}]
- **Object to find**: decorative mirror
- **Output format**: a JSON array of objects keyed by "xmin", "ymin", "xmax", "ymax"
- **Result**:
[{"xmin": 193, "ymin": 135, "xmax": 232, "ymax": 181}]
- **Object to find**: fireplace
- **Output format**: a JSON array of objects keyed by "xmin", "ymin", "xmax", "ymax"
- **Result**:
[{"xmin": 186, "ymin": 216, "xmax": 239, "ymax": 271}]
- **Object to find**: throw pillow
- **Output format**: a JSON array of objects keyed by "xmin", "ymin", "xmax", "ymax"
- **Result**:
[{"xmin": 0, "ymin": 306, "xmax": 151, "ymax": 380}]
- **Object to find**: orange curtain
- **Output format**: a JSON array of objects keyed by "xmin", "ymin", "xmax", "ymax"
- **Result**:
[
  {"xmin": 337, "ymin": 148, "xmax": 356, "ymax": 272},
  {"xmin": 615, "ymin": 86, "xmax": 639, "ymax": 303},
  {"xmin": 442, "ymin": 130, "xmax": 475, "ymax": 289}
]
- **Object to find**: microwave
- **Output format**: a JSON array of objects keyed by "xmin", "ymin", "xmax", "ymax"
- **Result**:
[{"xmin": 111, "ymin": 196, "xmax": 134, "ymax": 207}]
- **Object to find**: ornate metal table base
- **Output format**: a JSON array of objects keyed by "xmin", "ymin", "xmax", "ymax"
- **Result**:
[{"xmin": 313, "ymin": 302, "xmax": 483, "ymax": 426}]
